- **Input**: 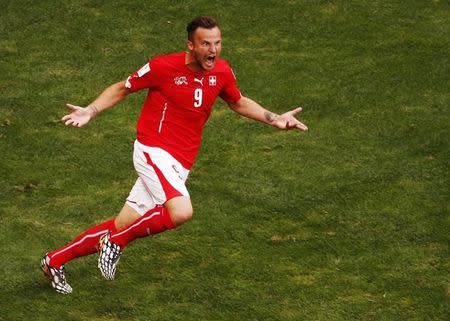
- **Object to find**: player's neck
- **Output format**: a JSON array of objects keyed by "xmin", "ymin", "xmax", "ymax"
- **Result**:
[{"xmin": 185, "ymin": 52, "xmax": 204, "ymax": 73}]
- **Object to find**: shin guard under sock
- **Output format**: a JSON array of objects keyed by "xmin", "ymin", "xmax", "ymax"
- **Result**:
[
  {"xmin": 48, "ymin": 218, "xmax": 117, "ymax": 268},
  {"xmin": 109, "ymin": 206, "xmax": 175, "ymax": 248}
]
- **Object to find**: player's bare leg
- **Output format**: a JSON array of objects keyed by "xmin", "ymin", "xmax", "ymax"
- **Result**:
[
  {"xmin": 98, "ymin": 196, "xmax": 192, "ymax": 280},
  {"xmin": 114, "ymin": 203, "xmax": 141, "ymax": 230},
  {"xmin": 164, "ymin": 196, "xmax": 193, "ymax": 226}
]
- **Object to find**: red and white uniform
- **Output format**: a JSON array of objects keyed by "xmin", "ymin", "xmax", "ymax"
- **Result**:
[
  {"xmin": 46, "ymin": 53, "xmax": 242, "ymax": 269},
  {"xmin": 125, "ymin": 52, "xmax": 241, "ymax": 214},
  {"xmin": 126, "ymin": 52, "xmax": 241, "ymax": 169}
]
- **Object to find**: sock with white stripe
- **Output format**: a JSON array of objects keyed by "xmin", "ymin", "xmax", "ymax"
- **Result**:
[
  {"xmin": 47, "ymin": 219, "xmax": 117, "ymax": 268},
  {"xmin": 109, "ymin": 206, "xmax": 175, "ymax": 248}
]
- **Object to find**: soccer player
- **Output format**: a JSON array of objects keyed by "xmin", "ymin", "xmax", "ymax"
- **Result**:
[{"xmin": 40, "ymin": 16, "xmax": 308, "ymax": 294}]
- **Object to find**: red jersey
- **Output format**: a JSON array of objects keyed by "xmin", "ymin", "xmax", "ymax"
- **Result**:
[{"xmin": 125, "ymin": 52, "xmax": 241, "ymax": 169}]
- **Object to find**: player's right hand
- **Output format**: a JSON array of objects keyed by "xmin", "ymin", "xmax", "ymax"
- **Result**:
[{"xmin": 61, "ymin": 104, "xmax": 92, "ymax": 127}]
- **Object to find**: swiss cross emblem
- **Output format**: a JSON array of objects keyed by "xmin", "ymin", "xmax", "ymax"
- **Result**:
[
  {"xmin": 209, "ymin": 76, "xmax": 217, "ymax": 86},
  {"xmin": 174, "ymin": 76, "xmax": 188, "ymax": 85}
]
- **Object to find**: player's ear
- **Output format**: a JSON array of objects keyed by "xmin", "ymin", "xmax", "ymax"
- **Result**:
[{"xmin": 187, "ymin": 40, "xmax": 194, "ymax": 51}]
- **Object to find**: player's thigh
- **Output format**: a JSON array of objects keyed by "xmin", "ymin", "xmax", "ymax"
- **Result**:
[{"xmin": 126, "ymin": 176, "xmax": 193, "ymax": 226}]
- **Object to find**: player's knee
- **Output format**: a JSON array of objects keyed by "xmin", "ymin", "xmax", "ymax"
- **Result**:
[
  {"xmin": 165, "ymin": 196, "xmax": 193, "ymax": 226},
  {"xmin": 168, "ymin": 206, "xmax": 193, "ymax": 226}
]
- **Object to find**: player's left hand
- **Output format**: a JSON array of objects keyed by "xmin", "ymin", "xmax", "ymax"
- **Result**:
[{"xmin": 272, "ymin": 107, "xmax": 308, "ymax": 132}]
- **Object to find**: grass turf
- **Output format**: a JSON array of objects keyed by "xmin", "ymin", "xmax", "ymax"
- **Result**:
[{"xmin": 0, "ymin": 0, "xmax": 449, "ymax": 320}]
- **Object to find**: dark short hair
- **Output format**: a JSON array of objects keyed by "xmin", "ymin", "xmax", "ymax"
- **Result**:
[{"xmin": 186, "ymin": 16, "xmax": 219, "ymax": 40}]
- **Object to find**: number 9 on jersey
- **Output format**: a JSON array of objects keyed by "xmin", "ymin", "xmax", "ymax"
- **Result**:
[{"xmin": 194, "ymin": 88, "xmax": 203, "ymax": 108}]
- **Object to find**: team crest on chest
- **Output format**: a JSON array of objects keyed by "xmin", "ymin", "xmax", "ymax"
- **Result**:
[
  {"xmin": 174, "ymin": 76, "xmax": 188, "ymax": 85},
  {"xmin": 209, "ymin": 76, "xmax": 217, "ymax": 86}
]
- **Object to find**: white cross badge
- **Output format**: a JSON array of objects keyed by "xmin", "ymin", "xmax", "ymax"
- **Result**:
[{"xmin": 209, "ymin": 76, "xmax": 217, "ymax": 86}]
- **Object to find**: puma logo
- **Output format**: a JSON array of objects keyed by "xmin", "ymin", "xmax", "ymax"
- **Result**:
[{"xmin": 194, "ymin": 77, "xmax": 204, "ymax": 86}]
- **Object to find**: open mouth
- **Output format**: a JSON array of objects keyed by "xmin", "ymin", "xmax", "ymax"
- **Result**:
[{"xmin": 205, "ymin": 56, "xmax": 216, "ymax": 67}]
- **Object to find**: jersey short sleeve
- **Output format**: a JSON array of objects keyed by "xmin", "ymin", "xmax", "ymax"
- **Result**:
[
  {"xmin": 125, "ymin": 59, "xmax": 160, "ymax": 93},
  {"xmin": 219, "ymin": 66, "xmax": 241, "ymax": 104}
]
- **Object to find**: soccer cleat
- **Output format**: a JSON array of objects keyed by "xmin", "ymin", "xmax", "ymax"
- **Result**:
[
  {"xmin": 98, "ymin": 233, "xmax": 122, "ymax": 280},
  {"xmin": 40, "ymin": 254, "xmax": 73, "ymax": 294}
]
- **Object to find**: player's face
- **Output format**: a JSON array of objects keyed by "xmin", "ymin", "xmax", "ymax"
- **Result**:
[{"xmin": 187, "ymin": 26, "xmax": 222, "ymax": 71}]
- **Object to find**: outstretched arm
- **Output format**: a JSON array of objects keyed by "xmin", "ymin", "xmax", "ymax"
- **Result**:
[
  {"xmin": 62, "ymin": 80, "xmax": 130, "ymax": 127},
  {"xmin": 228, "ymin": 96, "xmax": 308, "ymax": 131}
]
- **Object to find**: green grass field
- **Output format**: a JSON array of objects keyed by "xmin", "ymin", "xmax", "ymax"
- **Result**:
[{"xmin": 1, "ymin": 0, "xmax": 449, "ymax": 320}]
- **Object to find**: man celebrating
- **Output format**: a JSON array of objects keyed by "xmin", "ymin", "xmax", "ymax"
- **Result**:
[{"xmin": 40, "ymin": 16, "xmax": 308, "ymax": 294}]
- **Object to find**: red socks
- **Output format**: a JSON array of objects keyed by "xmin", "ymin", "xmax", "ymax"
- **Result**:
[
  {"xmin": 109, "ymin": 206, "xmax": 175, "ymax": 248},
  {"xmin": 47, "ymin": 206, "xmax": 175, "ymax": 268},
  {"xmin": 48, "ymin": 218, "xmax": 117, "ymax": 268}
]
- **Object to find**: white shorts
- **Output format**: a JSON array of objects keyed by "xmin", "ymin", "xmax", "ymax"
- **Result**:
[{"xmin": 126, "ymin": 140, "xmax": 190, "ymax": 215}]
